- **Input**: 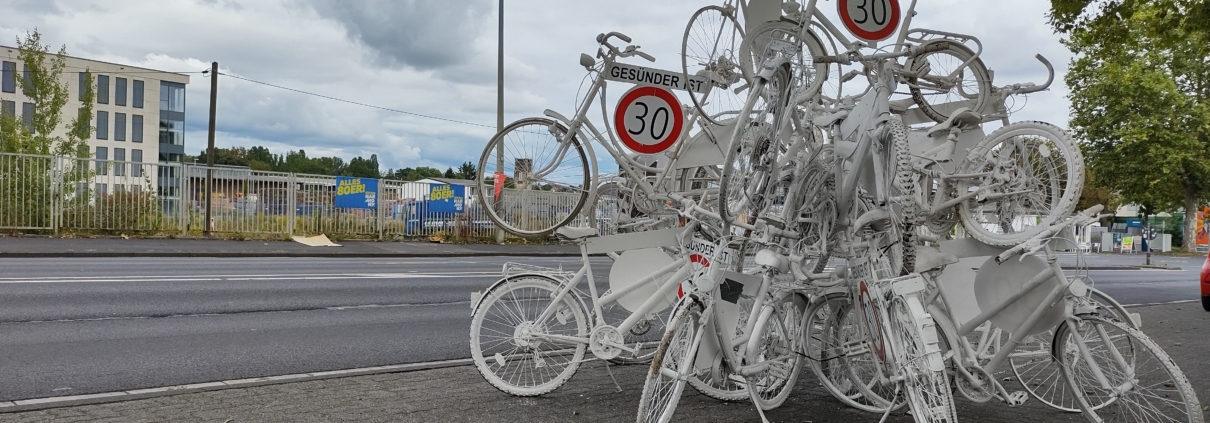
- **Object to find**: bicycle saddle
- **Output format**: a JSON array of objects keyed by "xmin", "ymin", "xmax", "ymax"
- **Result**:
[
  {"xmin": 555, "ymin": 226, "xmax": 599, "ymax": 240},
  {"xmin": 926, "ymin": 107, "xmax": 983, "ymax": 138}
]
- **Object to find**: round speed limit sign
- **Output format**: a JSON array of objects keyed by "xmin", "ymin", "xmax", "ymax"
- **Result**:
[
  {"xmin": 614, "ymin": 85, "xmax": 684, "ymax": 154},
  {"xmin": 838, "ymin": 0, "xmax": 902, "ymax": 42}
]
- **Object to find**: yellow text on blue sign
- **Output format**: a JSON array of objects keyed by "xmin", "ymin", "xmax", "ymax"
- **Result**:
[
  {"xmin": 337, "ymin": 179, "xmax": 366, "ymax": 196},
  {"xmin": 431, "ymin": 185, "xmax": 455, "ymax": 201}
]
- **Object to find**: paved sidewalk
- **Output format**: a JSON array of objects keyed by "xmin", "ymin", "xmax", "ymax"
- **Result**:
[
  {"xmin": 0, "ymin": 236, "xmax": 578, "ymax": 258},
  {"xmin": 2, "ymin": 303, "xmax": 1207, "ymax": 422}
]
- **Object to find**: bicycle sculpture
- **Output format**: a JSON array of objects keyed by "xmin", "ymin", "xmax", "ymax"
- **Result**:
[{"xmin": 469, "ymin": 1, "xmax": 1203, "ymax": 423}]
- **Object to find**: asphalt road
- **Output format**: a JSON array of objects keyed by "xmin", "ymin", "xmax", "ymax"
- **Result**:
[{"xmin": 0, "ymin": 253, "xmax": 1202, "ymax": 403}]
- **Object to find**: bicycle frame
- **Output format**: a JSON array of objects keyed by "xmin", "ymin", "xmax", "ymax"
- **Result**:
[{"xmin": 534, "ymin": 45, "xmax": 729, "ymax": 213}]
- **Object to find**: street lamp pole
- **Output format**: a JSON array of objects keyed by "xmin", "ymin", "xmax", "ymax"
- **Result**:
[{"xmin": 495, "ymin": 0, "xmax": 506, "ymax": 244}]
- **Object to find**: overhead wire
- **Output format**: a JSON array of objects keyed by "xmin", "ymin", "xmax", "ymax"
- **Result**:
[{"xmin": 218, "ymin": 72, "xmax": 496, "ymax": 129}]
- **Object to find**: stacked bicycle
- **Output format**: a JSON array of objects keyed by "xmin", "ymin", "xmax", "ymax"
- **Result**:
[{"xmin": 468, "ymin": 1, "xmax": 1203, "ymax": 422}]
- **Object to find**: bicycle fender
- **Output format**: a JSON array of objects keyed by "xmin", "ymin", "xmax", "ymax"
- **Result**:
[{"xmin": 470, "ymin": 273, "xmax": 589, "ymax": 318}]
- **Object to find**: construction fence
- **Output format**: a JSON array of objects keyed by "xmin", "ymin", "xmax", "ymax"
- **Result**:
[{"xmin": 0, "ymin": 152, "xmax": 608, "ymax": 240}]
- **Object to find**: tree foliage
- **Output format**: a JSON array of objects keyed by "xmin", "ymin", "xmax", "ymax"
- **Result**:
[
  {"xmin": 1052, "ymin": 0, "xmax": 1210, "ymax": 250},
  {"xmin": 0, "ymin": 30, "xmax": 93, "ymax": 156}
]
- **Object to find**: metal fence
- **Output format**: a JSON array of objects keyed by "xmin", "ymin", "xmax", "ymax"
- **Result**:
[{"xmin": 0, "ymin": 152, "xmax": 606, "ymax": 240}]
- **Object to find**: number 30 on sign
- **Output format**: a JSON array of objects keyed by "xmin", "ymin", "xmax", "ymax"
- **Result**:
[
  {"xmin": 838, "ymin": 0, "xmax": 901, "ymax": 42},
  {"xmin": 614, "ymin": 85, "xmax": 684, "ymax": 154}
]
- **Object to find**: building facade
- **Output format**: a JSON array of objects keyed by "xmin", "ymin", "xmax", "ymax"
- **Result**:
[{"xmin": 0, "ymin": 46, "xmax": 190, "ymax": 199}]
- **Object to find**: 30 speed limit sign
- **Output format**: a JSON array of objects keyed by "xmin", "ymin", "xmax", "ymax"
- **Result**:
[
  {"xmin": 614, "ymin": 85, "xmax": 683, "ymax": 154},
  {"xmin": 838, "ymin": 0, "xmax": 902, "ymax": 42}
]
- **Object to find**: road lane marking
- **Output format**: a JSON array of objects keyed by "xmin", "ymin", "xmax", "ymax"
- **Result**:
[{"xmin": 1123, "ymin": 299, "xmax": 1199, "ymax": 308}]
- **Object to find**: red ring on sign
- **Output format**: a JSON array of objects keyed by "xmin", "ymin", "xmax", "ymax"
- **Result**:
[
  {"xmin": 615, "ymin": 85, "xmax": 684, "ymax": 154},
  {"xmin": 838, "ymin": 0, "xmax": 902, "ymax": 42}
]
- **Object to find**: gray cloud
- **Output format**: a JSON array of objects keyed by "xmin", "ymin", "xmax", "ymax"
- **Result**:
[{"xmin": 302, "ymin": 0, "xmax": 493, "ymax": 71}]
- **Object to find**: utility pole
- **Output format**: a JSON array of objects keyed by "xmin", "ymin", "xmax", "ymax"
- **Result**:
[
  {"xmin": 495, "ymin": 0, "xmax": 506, "ymax": 244},
  {"xmin": 205, "ymin": 61, "xmax": 218, "ymax": 237}
]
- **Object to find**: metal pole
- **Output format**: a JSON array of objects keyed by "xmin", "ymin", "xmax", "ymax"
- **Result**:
[
  {"xmin": 495, "ymin": 0, "xmax": 506, "ymax": 244},
  {"xmin": 205, "ymin": 61, "xmax": 218, "ymax": 237}
]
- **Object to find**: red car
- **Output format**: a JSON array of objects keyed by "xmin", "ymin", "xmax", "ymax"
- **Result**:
[{"xmin": 1202, "ymin": 248, "xmax": 1210, "ymax": 311}]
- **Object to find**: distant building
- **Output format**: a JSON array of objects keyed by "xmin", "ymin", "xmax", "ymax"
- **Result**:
[{"xmin": 0, "ymin": 46, "xmax": 190, "ymax": 199}]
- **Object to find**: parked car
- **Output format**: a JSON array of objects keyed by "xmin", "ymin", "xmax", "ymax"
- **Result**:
[{"xmin": 1201, "ymin": 248, "xmax": 1210, "ymax": 311}]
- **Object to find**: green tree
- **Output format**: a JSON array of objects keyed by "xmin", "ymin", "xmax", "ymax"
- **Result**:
[
  {"xmin": 0, "ymin": 31, "xmax": 95, "ymax": 229},
  {"xmin": 457, "ymin": 161, "xmax": 476, "ymax": 179},
  {"xmin": 0, "ymin": 30, "xmax": 92, "ymax": 156},
  {"xmin": 1052, "ymin": 0, "xmax": 1210, "ymax": 251},
  {"xmin": 443, "ymin": 167, "xmax": 456, "ymax": 179}
]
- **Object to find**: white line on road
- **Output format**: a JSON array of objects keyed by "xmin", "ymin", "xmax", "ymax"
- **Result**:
[
  {"xmin": 0, "ymin": 272, "xmax": 501, "ymax": 284},
  {"xmin": 1123, "ymin": 299, "xmax": 1199, "ymax": 308}
]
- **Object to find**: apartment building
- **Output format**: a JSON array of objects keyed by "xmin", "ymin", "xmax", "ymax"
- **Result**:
[{"xmin": 0, "ymin": 46, "xmax": 190, "ymax": 198}]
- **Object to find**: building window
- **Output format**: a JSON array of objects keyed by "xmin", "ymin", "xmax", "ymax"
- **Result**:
[
  {"xmin": 1, "ymin": 61, "xmax": 14, "ymax": 93},
  {"xmin": 22, "ymin": 102, "xmax": 34, "ymax": 134},
  {"xmin": 160, "ymin": 82, "xmax": 185, "ymax": 112},
  {"xmin": 97, "ymin": 75, "xmax": 109, "ymax": 104},
  {"xmin": 159, "ymin": 119, "xmax": 184, "ymax": 146},
  {"xmin": 95, "ymin": 147, "xmax": 108, "ymax": 175},
  {"xmin": 1, "ymin": 100, "xmax": 13, "ymax": 116},
  {"xmin": 114, "ymin": 113, "xmax": 126, "ymax": 141},
  {"xmin": 132, "ymin": 149, "xmax": 143, "ymax": 177},
  {"xmin": 22, "ymin": 64, "xmax": 31, "ymax": 87},
  {"xmin": 132, "ymin": 80, "xmax": 144, "ymax": 108},
  {"xmin": 114, "ymin": 148, "xmax": 126, "ymax": 176},
  {"xmin": 78, "ymin": 72, "xmax": 87, "ymax": 100},
  {"xmin": 95, "ymin": 183, "xmax": 107, "ymax": 200},
  {"xmin": 97, "ymin": 110, "xmax": 108, "ymax": 140},
  {"xmin": 115, "ymin": 77, "xmax": 127, "ymax": 106},
  {"xmin": 132, "ymin": 114, "xmax": 143, "ymax": 143}
]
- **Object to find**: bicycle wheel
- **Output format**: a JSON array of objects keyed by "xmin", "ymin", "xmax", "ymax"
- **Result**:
[
  {"xmin": 738, "ymin": 19, "xmax": 829, "ymax": 105},
  {"xmin": 682, "ymin": 5, "xmax": 746, "ymax": 126},
  {"xmin": 803, "ymin": 293, "xmax": 904, "ymax": 413},
  {"xmin": 477, "ymin": 117, "xmax": 591, "ymax": 238},
  {"xmin": 787, "ymin": 155, "xmax": 835, "ymax": 276},
  {"xmin": 637, "ymin": 299, "xmax": 704, "ymax": 423},
  {"xmin": 888, "ymin": 115, "xmax": 917, "ymax": 275},
  {"xmin": 1010, "ymin": 288, "xmax": 1135, "ymax": 412},
  {"xmin": 1054, "ymin": 314, "xmax": 1203, "ymax": 423},
  {"xmin": 747, "ymin": 294, "xmax": 806, "ymax": 410},
  {"xmin": 718, "ymin": 64, "xmax": 790, "ymax": 226},
  {"xmin": 889, "ymin": 295, "xmax": 957, "ymax": 423},
  {"xmin": 956, "ymin": 121, "xmax": 1084, "ymax": 247},
  {"xmin": 906, "ymin": 40, "xmax": 992, "ymax": 123},
  {"xmin": 470, "ymin": 275, "xmax": 588, "ymax": 396},
  {"xmin": 686, "ymin": 293, "xmax": 754, "ymax": 401}
]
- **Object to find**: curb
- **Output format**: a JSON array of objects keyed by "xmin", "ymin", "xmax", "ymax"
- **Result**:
[{"xmin": 0, "ymin": 358, "xmax": 475, "ymax": 413}]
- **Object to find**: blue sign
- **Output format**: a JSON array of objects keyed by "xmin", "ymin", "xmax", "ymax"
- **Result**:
[
  {"xmin": 334, "ymin": 177, "xmax": 378, "ymax": 209},
  {"xmin": 1126, "ymin": 219, "xmax": 1144, "ymax": 228},
  {"xmin": 427, "ymin": 183, "xmax": 464, "ymax": 213}
]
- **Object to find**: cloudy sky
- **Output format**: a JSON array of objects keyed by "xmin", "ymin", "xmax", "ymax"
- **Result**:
[{"xmin": 0, "ymin": 0, "xmax": 1074, "ymax": 173}]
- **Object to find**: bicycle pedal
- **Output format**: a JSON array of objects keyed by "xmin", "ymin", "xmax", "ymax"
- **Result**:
[{"xmin": 1003, "ymin": 391, "xmax": 1028, "ymax": 406}]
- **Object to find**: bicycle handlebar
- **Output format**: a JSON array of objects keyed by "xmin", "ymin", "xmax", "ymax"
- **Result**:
[
  {"xmin": 597, "ymin": 32, "xmax": 631, "ymax": 44},
  {"xmin": 997, "ymin": 54, "xmax": 1055, "ymax": 96},
  {"xmin": 995, "ymin": 204, "xmax": 1105, "ymax": 264}
]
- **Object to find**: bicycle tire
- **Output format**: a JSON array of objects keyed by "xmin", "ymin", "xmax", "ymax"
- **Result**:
[
  {"xmin": 470, "ymin": 275, "xmax": 588, "ymax": 396},
  {"xmin": 477, "ymin": 117, "xmax": 591, "ymax": 238},
  {"xmin": 786, "ymin": 152, "xmax": 835, "ymax": 277},
  {"xmin": 1010, "ymin": 288, "xmax": 1135, "ymax": 412},
  {"xmin": 746, "ymin": 294, "xmax": 807, "ymax": 410},
  {"xmin": 738, "ymin": 19, "xmax": 829, "ymax": 106},
  {"xmin": 803, "ymin": 293, "xmax": 904, "ymax": 413},
  {"xmin": 889, "ymin": 115, "xmax": 917, "ymax": 275},
  {"xmin": 956, "ymin": 121, "xmax": 1084, "ymax": 247},
  {"xmin": 1054, "ymin": 314, "xmax": 1203, "ymax": 423},
  {"xmin": 889, "ymin": 295, "xmax": 958, "ymax": 423},
  {"xmin": 906, "ymin": 40, "xmax": 992, "ymax": 124},
  {"xmin": 682, "ymin": 5, "xmax": 746, "ymax": 126},
  {"xmin": 718, "ymin": 64, "xmax": 790, "ymax": 226},
  {"xmin": 637, "ymin": 299, "xmax": 704, "ymax": 423}
]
